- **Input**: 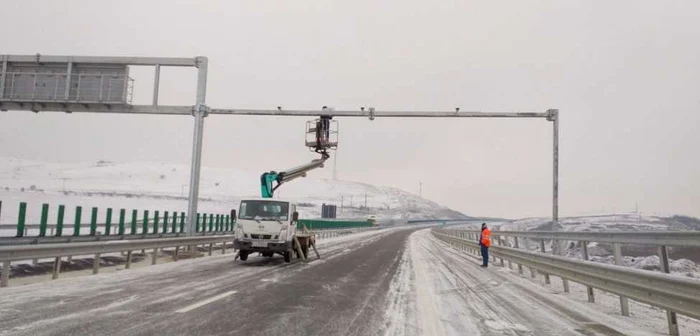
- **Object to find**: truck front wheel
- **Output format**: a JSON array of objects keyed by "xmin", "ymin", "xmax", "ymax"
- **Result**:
[
  {"xmin": 239, "ymin": 251, "xmax": 249, "ymax": 261},
  {"xmin": 284, "ymin": 251, "xmax": 292, "ymax": 263}
]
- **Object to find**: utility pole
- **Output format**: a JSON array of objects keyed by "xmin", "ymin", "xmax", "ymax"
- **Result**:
[
  {"xmin": 364, "ymin": 193, "xmax": 368, "ymax": 213},
  {"xmin": 419, "ymin": 181, "xmax": 423, "ymax": 198}
]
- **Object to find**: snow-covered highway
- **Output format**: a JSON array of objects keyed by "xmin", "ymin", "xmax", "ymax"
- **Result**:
[{"xmin": 1, "ymin": 228, "xmax": 698, "ymax": 336}]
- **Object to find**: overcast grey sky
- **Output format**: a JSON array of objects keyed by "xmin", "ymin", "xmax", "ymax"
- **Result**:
[{"xmin": 1, "ymin": 0, "xmax": 699, "ymax": 218}]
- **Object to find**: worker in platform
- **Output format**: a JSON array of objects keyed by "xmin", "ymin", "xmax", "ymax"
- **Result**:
[{"xmin": 479, "ymin": 223, "xmax": 491, "ymax": 267}]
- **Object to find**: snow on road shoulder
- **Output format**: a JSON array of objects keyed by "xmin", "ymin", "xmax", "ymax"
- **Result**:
[
  {"xmin": 0, "ymin": 295, "xmax": 138, "ymax": 336},
  {"xmin": 383, "ymin": 229, "xmax": 481, "ymax": 336},
  {"xmin": 425, "ymin": 229, "xmax": 700, "ymax": 336},
  {"xmin": 383, "ymin": 229, "xmax": 697, "ymax": 336},
  {"xmin": 0, "ymin": 251, "xmax": 240, "ymax": 302},
  {"xmin": 383, "ymin": 244, "xmax": 417, "ymax": 336}
]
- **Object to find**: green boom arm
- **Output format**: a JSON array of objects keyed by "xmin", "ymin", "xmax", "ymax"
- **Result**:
[{"xmin": 259, "ymin": 156, "xmax": 328, "ymax": 198}]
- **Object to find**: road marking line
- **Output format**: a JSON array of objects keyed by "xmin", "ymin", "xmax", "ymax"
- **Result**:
[{"xmin": 175, "ymin": 290, "xmax": 237, "ymax": 313}]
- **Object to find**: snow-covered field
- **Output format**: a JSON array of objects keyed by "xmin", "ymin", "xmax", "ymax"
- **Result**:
[
  {"xmin": 498, "ymin": 213, "xmax": 700, "ymax": 232},
  {"xmin": 0, "ymin": 157, "xmax": 466, "ymax": 235}
]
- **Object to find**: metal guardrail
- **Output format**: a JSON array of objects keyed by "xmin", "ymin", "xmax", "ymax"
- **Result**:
[
  {"xmin": 0, "ymin": 226, "xmax": 374, "ymax": 245},
  {"xmin": 0, "ymin": 223, "xmax": 138, "ymax": 231},
  {"xmin": 0, "ymin": 223, "xmax": 118, "ymax": 234},
  {"xmin": 0, "ymin": 232, "xmax": 231, "ymax": 247},
  {"xmin": 468, "ymin": 229, "xmax": 700, "ymax": 247},
  {"xmin": 433, "ymin": 229, "xmax": 700, "ymax": 336},
  {"xmin": 0, "ymin": 235, "xmax": 235, "ymax": 262},
  {"xmin": 0, "ymin": 226, "xmax": 378, "ymax": 288},
  {"xmin": 0, "ymin": 235, "xmax": 237, "ymax": 288}
]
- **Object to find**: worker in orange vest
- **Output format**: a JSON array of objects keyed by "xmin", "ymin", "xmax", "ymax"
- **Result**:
[{"xmin": 479, "ymin": 223, "xmax": 491, "ymax": 267}]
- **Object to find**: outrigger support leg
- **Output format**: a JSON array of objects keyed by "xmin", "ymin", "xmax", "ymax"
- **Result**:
[{"xmin": 293, "ymin": 236, "xmax": 307, "ymax": 261}]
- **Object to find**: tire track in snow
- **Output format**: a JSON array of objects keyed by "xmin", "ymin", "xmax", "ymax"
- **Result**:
[
  {"xmin": 385, "ymin": 229, "xmax": 652, "ymax": 336},
  {"xmin": 423, "ymin": 234, "xmax": 568, "ymax": 335},
  {"xmin": 383, "ymin": 246, "xmax": 418, "ymax": 336},
  {"xmin": 424, "ymin": 235, "xmax": 635, "ymax": 336}
]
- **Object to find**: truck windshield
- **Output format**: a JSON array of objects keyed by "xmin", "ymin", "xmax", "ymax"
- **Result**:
[{"xmin": 239, "ymin": 200, "xmax": 289, "ymax": 221}]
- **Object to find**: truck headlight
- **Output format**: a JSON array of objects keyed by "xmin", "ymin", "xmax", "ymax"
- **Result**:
[{"xmin": 278, "ymin": 227, "xmax": 287, "ymax": 239}]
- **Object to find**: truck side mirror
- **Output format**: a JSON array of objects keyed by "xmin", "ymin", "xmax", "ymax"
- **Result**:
[
  {"xmin": 231, "ymin": 209, "xmax": 237, "ymax": 220},
  {"xmin": 292, "ymin": 211, "xmax": 299, "ymax": 222}
]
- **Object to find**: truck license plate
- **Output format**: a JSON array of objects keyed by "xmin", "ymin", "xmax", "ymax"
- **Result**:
[{"xmin": 252, "ymin": 240, "xmax": 267, "ymax": 247}]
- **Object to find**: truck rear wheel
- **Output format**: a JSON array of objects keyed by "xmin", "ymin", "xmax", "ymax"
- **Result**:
[
  {"xmin": 239, "ymin": 251, "xmax": 249, "ymax": 261},
  {"xmin": 284, "ymin": 251, "xmax": 291, "ymax": 263}
]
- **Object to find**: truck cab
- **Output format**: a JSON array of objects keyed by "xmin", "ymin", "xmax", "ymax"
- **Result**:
[{"xmin": 233, "ymin": 198, "xmax": 299, "ymax": 262}]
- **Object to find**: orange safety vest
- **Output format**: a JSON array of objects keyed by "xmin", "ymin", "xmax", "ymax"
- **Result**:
[{"xmin": 481, "ymin": 228, "xmax": 491, "ymax": 247}]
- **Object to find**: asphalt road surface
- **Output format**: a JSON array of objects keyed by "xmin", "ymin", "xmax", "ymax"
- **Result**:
[{"xmin": 0, "ymin": 228, "xmax": 684, "ymax": 336}]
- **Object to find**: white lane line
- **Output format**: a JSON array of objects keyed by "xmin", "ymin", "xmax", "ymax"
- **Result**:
[{"xmin": 175, "ymin": 290, "xmax": 238, "ymax": 313}]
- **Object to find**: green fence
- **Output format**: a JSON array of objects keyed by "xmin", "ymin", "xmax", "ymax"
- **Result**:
[
  {"xmin": 297, "ymin": 219, "xmax": 373, "ymax": 230},
  {"xmin": 1, "ymin": 200, "xmax": 235, "ymax": 238}
]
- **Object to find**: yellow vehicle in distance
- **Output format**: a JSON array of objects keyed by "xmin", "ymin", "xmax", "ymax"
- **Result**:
[{"xmin": 367, "ymin": 215, "xmax": 378, "ymax": 226}]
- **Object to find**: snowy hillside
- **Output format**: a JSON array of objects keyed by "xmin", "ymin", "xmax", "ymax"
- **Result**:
[{"xmin": 0, "ymin": 157, "xmax": 467, "ymax": 225}]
